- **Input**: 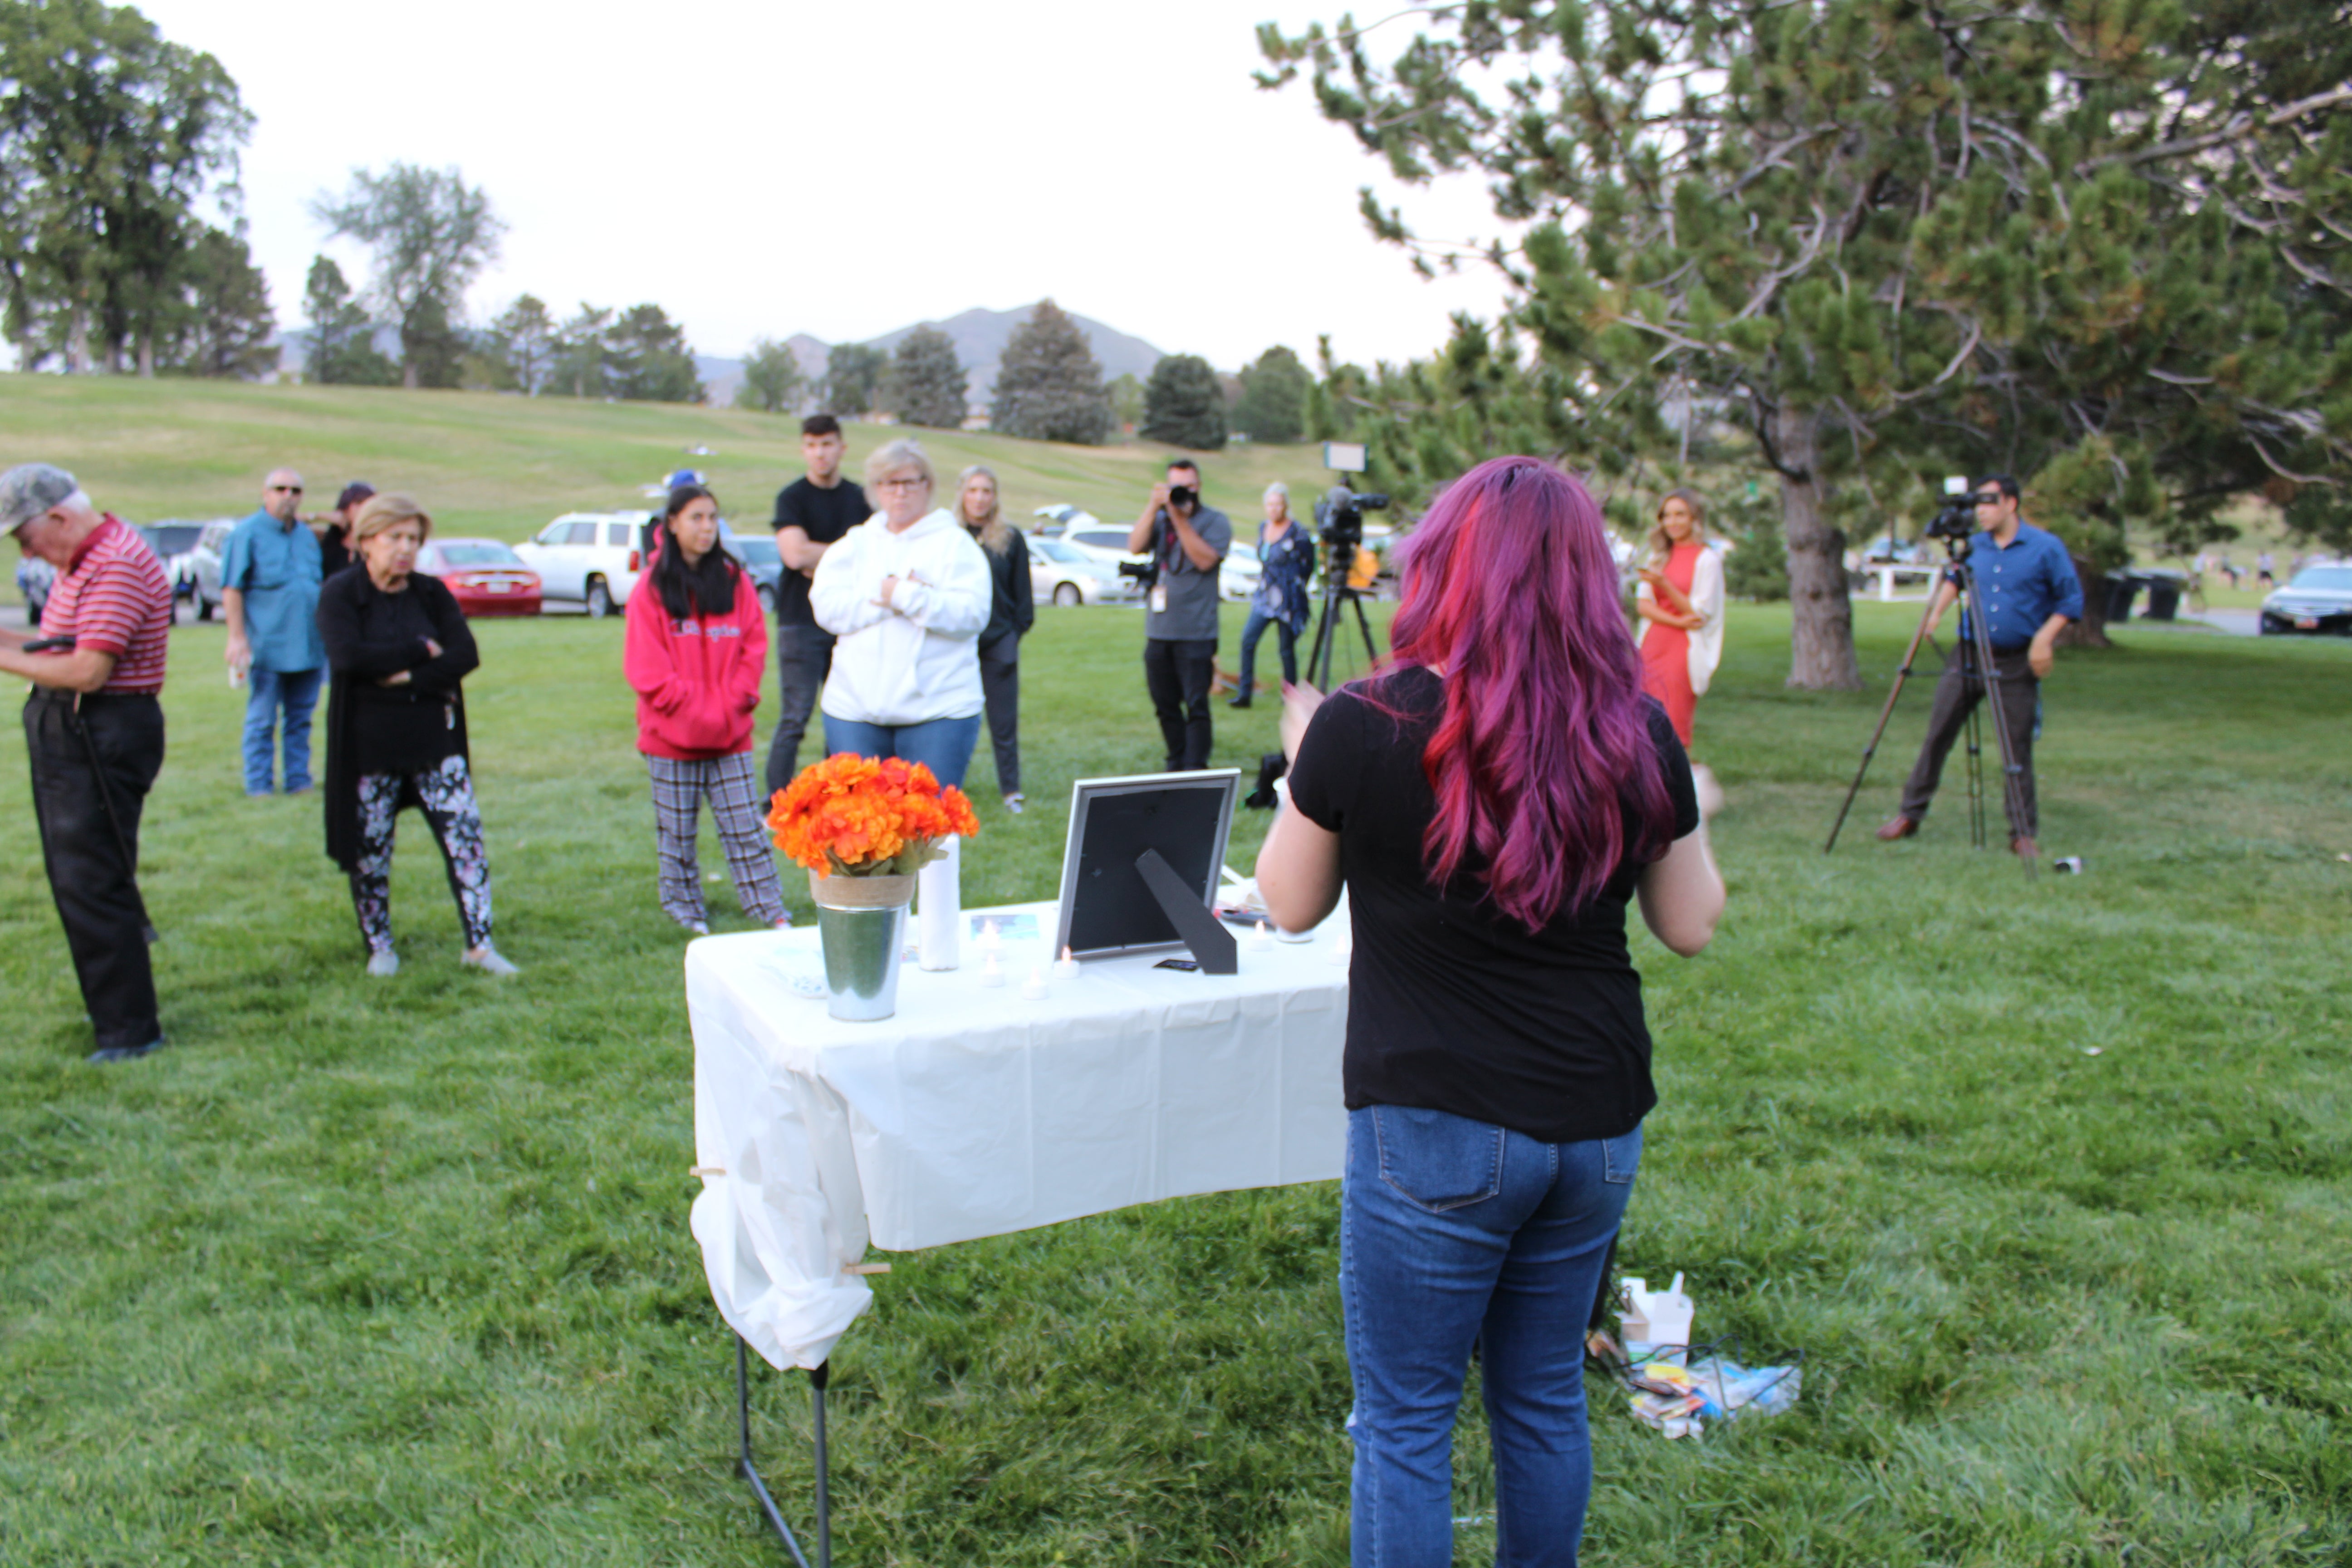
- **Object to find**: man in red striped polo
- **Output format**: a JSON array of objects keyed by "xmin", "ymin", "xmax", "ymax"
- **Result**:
[{"xmin": 0, "ymin": 464, "xmax": 174, "ymax": 1063}]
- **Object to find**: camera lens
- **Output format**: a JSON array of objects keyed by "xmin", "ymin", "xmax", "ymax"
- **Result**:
[{"xmin": 1168, "ymin": 485, "xmax": 1196, "ymax": 509}]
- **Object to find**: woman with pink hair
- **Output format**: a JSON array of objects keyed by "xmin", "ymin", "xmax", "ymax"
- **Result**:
[{"xmin": 1255, "ymin": 456, "xmax": 1724, "ymax": 1566}]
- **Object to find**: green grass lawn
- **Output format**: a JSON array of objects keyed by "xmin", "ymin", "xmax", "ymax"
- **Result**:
[
  {"xmin": 2, "ymin": 585, "xmax": 2346, "ymax": 1565},
  {"xmin": 0, "ymin": 372, "xmax": 1330, "ymax": 580}
]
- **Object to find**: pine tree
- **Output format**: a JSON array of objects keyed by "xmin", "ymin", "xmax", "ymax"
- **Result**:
[
  {"xmin": 302, "ymin": 255, "xmax": 391, "ymax": 385},
  {"xmin": 157, "ymin": 226, "xmax": 273, "ymax": 378},
  {"xmin": 401, "ymin": 291, "xmax": 466, "ymax": 390},
  {"xmin": 1107, "ymin": 373, "xmax": 1145, "ymax": 433},
  {"xmin": 883, "ymin": 325, "xmax": 968, "ymax": 428},
  {"xmin": 1232, "ymin": 345, "xmax": 1313, "ymax": 445},
  {"xmin": 481, "ymin": 294, "xmax": 554, "ymax": 393},
  {"xmin": 606, "ymin": 303, "xmax": 701, "ymax": 402},
  {"xmin": 823, "ymin": 343, "xmax": 885, "ymax": 417},
  {"xmin": 989, "ymin": 299, "xmax": 1114, "ymax": 445},
  {"xmin": 549, "ymin": 304, "xmax": 614, "ymax": 398},
  {"xmin": 737, "ymin": 337, "xmax": 806, "ymax": 414},
  {"xmin": 1141, "ymin": 353, "xmax": 1226, "ymax": 451},
  {"xmin": 1264, "ymin": 2, "xmax": 2352, "ymax": 684}
]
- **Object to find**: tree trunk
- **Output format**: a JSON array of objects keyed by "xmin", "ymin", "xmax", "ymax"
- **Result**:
[
  {"xmin": 2057, "ymin": 554, "xmax": 2112, "ymax": 648},
  {"xmin": 1776, "ymin": 407, "xmax": 1863, "ymax": 690},
  {"xmin": 137, "ymin": 332, "xmax": 154, "ymax": 378},
  {"xmin": 403, "ymin": 359, "xmax": 420, "ymax": 390}
]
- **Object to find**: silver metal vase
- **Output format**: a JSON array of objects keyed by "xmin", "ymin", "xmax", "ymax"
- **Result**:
[{"xmin": 810, "ymin": 873, "xmax": 915, "ymax": 1022}]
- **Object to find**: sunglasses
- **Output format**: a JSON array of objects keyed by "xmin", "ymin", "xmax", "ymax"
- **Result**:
[{"xmin": 270, "ymin": 484, "xmax": 304, "ymax": 495}]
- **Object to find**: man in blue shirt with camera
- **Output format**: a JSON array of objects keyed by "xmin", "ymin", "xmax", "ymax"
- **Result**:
[{"xmin": 1878, "ymin": 474, "xmax": 2082, "ymax": 859}]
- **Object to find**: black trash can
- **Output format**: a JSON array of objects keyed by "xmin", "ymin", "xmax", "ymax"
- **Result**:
[
  {"xmin": 2141, "ymin": 569, "xmax": 2184, "ymax": 622},
  {"xmin": 2104, "ymin": 572, "xmax": 2141, "ymax": 624}
]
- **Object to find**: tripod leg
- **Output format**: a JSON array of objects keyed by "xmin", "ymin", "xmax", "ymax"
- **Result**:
[
  {"xmin": 1824, "ymin": 586, "xmax": 1946, "ymax": 853},
  {"xmin": 1348, "ymin": 590, "xmax": 1379, "ymax": 670},
  {"xmin": 1960, "ymin": 569, "xmax": 2037, "ymax": 879},
  {"xmin": 1964, "ymin": 704, "xmax": 1986, "ymax": 850}
]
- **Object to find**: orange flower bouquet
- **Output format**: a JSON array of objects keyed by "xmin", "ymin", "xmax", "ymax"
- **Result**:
[
  {"xmin": 769, "ymin": 753, "xmax": 980, "ymax": 882},
  {"xmin": 773, "ymin": 755, "xmax": 980, "ymax": 1020}
]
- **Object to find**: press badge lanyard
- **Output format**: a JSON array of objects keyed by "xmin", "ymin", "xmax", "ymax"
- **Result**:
[{"xmin": 1153, "ymin": 511, "xmax": 1179, "ymax": 614}]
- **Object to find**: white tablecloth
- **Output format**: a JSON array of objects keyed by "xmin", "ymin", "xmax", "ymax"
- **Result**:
[{"xmin": 688, "ymin": 899, "xmax": 1352, "ymax": 1370}]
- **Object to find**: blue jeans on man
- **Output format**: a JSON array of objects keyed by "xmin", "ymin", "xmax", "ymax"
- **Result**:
[
  {"xmin": 1342, "ymin": 1104, "xmax": 1640, "ymax": 1567},
  {"xmin": 243, "ymin": 666, "xmax": 323, "ymax": 794}
]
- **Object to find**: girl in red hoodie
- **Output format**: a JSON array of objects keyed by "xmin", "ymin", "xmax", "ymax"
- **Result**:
[{"xmin": 624, "ymin": 485, "xmax": 789, "ymax": 934}]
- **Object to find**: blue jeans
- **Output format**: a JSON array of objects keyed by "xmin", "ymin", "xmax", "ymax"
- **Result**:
[
  {"xmin": 820, "ymin": 713, "xmax": 983, "ymax": 791},
  {"xmin": 1236, "ymin": 606, "xmax": 1299, "ymax": 694},
  {"xmin": 242, "ymin": 666, "xmax": 323, "ymax": 794},
  {"xmin": 1343, "ymin": 1105, "xmax": 1641, "ymax": 1568}
]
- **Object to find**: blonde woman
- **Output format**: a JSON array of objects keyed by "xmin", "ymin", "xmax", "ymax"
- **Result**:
[
  {"xmin": 956, "ymin": 465, "xmax": 1036, "ymax": 811},
  {"xmin": 1634, "ymin": 489, "xmax": 1725, "ymax": 750},
  {"xmin": 808, "ymin": 438, "xmax": 993, "ymax": 787}
]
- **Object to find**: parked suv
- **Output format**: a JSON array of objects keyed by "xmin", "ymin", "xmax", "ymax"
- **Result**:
[
  {"xmin": 514, "ymin": 511, "xmax": 652, "ymax": 617},
  {"xmin": 176, "ymin": 519, "xmax": 238, "ymax": 620}
]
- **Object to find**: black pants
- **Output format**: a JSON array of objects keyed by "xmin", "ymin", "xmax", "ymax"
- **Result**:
[
  {"xmin": 979, "ymin": 634, "xmax": 1021, "ymax": 796},
  {"xmin": 1900, "ymin": 647, "xmax": 2040, "ymax": 837},
  {"xmin": 24, "ymin": 690, "xmax": 165, "ymax": 1050},
  {"xmin": 764, "ymin": 622, "xmax": 836, "ymax": 796},
  {"xmin": 1144, "ymin": 636, "xmax": 1216, "ymax": 771}
]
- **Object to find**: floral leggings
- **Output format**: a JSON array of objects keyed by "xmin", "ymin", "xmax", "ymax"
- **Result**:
[{"xmin": 349, "ymin": 754, "xmax": 493, "ymax": 954}]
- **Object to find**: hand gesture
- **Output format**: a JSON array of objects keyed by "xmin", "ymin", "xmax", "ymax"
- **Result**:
[{"xmin": 874, "ymin": 574, "xmax": 901, "ymax": 609}]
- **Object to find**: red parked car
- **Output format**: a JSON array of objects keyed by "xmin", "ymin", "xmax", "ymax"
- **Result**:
[{"xmin": 417, "ymin": 538, "xmax": 542, "ymax": 617}]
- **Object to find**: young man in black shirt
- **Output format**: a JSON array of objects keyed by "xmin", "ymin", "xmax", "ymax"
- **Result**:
[{"xmin": 764, "ymin": 414, "xmax": 871, "ymax": 795}]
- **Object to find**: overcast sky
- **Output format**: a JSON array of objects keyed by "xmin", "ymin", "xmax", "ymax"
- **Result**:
[{"xmin": 139, "ymin": 0, "xmax": 1514, "ymax": 370}]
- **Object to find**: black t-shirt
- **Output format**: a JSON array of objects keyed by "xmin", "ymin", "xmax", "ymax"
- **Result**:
[
  {"xmin": 770, "ymin": 477, "xmax": 870, "ymax": 627},
  {"xmin": 1286, "ymin": 666, "xmax": 1701, "ymax": 1143}
]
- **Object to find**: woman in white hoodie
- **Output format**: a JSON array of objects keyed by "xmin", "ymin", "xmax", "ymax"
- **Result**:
[{"xmin": 808, "ymin": 438, "xmax": 993, "ymax": 787}]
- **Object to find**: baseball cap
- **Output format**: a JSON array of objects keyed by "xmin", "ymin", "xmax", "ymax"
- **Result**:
[{"xmin": 0, "ymin": 463, "xmax": 78, "ymax": 538}]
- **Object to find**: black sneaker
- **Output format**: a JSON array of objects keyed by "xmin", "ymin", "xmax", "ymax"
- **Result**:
[
  {"xmin": 88, "ymin": 1037, "xmax": 166, "ymax": 1065},
  {"xmin": 1226, "ymin": 696, "xmax": 1253, "ymax": 708}
]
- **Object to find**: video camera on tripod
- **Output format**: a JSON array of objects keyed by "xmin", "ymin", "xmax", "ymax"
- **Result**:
[
  {"xmin": 1315, "ymin": 480, "xmax": 1389, "ymax": 554},
  {"xmin": 1922, "ymin": 475, "xmax": 1991, "ymax": 544},
  {"xmin": 1823, "ymin": 475, "xmax": 2037, "ymax": 877}
]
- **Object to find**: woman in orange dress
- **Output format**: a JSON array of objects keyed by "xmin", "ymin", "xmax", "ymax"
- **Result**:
[{"xmin": 1634, "ymin": 489, "xmax": 1725, "ymax": 750}]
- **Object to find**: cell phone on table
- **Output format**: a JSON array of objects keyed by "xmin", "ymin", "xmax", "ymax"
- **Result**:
[{"xmin": 1154, "ymin": 957, "xmax": 1201, "ymax": 972}]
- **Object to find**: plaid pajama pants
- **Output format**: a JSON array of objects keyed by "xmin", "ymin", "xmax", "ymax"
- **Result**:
[{"xmin": 647, "ymin": 751, "xmax": 787, "ymax": 929}]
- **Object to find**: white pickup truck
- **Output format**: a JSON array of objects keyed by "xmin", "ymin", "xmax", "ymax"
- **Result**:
[{"xmin": 513, "ymin": 511, "xmax": 652, "ymax": 617}]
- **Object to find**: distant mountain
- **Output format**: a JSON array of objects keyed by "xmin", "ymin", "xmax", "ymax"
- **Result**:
[
  {"xmin": 711, "ymin": 304, "xmax": 1163, "ymax": 415},
  {"xmin": 276, "ymin": 305, "xmax": 1164, "ymax": 414},
  {"xmin": 863, "ymin": 304, "xmax": 1162, "ymax": 407}
]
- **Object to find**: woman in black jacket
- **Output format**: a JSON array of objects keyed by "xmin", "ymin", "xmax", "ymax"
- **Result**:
[
  {"xmin": 956, "ymin": 464, "xmax": 1034, "ymax": 811},
  {"xmin": 318, "ymin": 493, "xmax": 517, "ymax": 978}
]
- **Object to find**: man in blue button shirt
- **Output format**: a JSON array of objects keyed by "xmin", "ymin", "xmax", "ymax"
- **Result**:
[
  {"xmin": 222, "ymin": 467, "xmax": 327, "ymax": 796},
  {"xmin": 1879, "ymin": 474, "xmax": 2083, "ymax": 858}
]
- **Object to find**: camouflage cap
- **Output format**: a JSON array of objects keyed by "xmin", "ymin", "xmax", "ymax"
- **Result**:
[{"xmin": 0, "ymin": 463, "xmax": 79, "ymax": 536}]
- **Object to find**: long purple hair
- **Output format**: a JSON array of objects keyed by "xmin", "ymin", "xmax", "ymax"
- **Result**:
[{"xmin": 1367, "ymin": 456, "xmax": 1676, "ymax": 929}]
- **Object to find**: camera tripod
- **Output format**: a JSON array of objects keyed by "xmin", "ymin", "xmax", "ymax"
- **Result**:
[
  {"xmin": 1304, "ymin": 536, "xmax": 1380, "ymax": 690},
  {"xmin": 1823, "ymin": 535, "xmax": 2037, "ymax": 879}
]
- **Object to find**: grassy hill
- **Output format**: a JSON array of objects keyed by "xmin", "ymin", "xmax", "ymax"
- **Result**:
[{"xmin": 0, "ymin": 373, "xmax": 1323, "ymax": 556}]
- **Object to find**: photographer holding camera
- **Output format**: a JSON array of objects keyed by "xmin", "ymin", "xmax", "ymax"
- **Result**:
[
  {"xmin": 1877, "ymin": 474, "xmax": 2082, "ymax": 858},
  {"xmin": 1127, "ymin": 459, "xmax": 1230, "ymax": 771}
]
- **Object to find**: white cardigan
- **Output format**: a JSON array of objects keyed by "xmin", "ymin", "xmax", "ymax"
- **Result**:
[
  {"xmin": 809, "ymin": 508, "xmax": 992, "ymax": 725},
  {"xmin": 1634, "ymin": 544, "xmax": 1727, "ymax": 695}
]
